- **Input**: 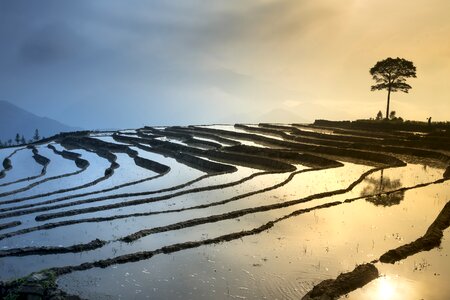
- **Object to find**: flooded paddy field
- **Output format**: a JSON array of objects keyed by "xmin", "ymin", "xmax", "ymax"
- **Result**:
[{"xmin": 0, "ymin": 123, "xmax": 449, "ymax": 299}]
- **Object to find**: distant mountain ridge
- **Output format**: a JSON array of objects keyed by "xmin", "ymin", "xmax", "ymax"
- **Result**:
[{"xmin": 0, "ymin": 100, "xmax": 79, "ymax": 142}]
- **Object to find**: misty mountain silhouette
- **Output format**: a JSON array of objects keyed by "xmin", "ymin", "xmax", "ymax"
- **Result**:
[{"xmin": 0, "ymin": 100, "xmax": 79, "ymax": 141}]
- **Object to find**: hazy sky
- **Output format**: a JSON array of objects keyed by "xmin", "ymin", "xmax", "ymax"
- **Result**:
[{"xmin": 1, "ymin": 0, "xmax": 449, "ymax": 129}]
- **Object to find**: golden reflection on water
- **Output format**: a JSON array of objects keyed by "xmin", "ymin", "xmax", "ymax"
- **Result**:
[
  {"xmin": 346, "ymin": 274, "xmax": 421, "ymax": 300},
  {"xmin": 377, "ymin": 276, "xmax": 395, "ymax": 299}
]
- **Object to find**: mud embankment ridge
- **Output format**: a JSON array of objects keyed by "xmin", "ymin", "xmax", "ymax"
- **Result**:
[
  {"xmin": 302, "ymin": 263, "xmax": 379, "ymax": 300},
  {"xmin": 380, "ymin": 200, "xmax": 450, "ymax": 263}
]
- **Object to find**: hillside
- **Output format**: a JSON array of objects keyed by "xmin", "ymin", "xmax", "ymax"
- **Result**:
[
  {"xmin": 0, "ymin": 123, "xmax": 449, "ymax": 299},
  {"xmin": 0, "ymin": 100, "xmax": 79, "ymax": 142}
]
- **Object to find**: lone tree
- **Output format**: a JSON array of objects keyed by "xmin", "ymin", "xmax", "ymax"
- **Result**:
[
  {"xmin": 33, "ymin": 129, "xmax": 40, "ymax": 141},
  {"xmin": 370, "ymin": 57, "xmax": 416, "ymax": 120}
]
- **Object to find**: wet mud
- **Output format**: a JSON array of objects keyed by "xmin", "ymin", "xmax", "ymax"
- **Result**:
[
  {"xmin": 0, "ymin": 239, "xmax": 106, "ymax": 257},
  {"xmin": 0, "ymin": 221, "xmax": 21, "ymax": 231},
  {"xmin": 302, "ymin": 263, "xmax": 379, "ymax": 300},
  {"xmin": 380, "ymin": 200, "xmax": 450, "ymax": 263}
]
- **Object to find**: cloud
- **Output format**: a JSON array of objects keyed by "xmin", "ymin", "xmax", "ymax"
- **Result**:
[
  {"xmin": 18, "ymin": 22, "xmax": 85, "ymax": 64},
  {"xmin": 0, "ymin": 0, "xmax": 449, "ymax": 128}
]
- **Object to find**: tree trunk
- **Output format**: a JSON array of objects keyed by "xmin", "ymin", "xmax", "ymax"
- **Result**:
[{"xmin": 385, "ymin": 87, "xmax": 391, "ymax": 120}]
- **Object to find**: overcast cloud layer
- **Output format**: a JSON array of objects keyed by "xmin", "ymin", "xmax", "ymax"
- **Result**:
[{"xmin": 1, "ymin": 0, "xmax": 449, "ymax": 128}]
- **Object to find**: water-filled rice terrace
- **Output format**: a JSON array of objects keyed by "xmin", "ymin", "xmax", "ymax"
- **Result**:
[{"xmin": 0, "ymin": 123, "xmax": 449, "ymax": 299}]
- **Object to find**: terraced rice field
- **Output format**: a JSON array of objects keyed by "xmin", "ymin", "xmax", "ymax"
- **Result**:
[{"xmin": 0, "ymin": 123, "xmax": 449, "ymax": 299}]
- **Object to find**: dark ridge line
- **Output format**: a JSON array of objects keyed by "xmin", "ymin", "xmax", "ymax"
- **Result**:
[
  {"xmin": 0, "ymin": 144, "xmax": 70, "ymax": 188},
  {"xmin": 0, "ymin": 166, "xmax": 116, "ymax": 207},
  {"xmin": 236, "ymin": 123, "xmax": 369, "ymax": 149},
  {"xmin": 4, "ymin": 162, "xmax": 442, "ymax": 257},
  {"xmin": 0, "ymin": 172, "xmax": 167, "ymax": 214},
  {"xmin": 4, "ymin": 163, "xmax": 440, "ymax": 293},
  {"xmin": 0, "ymin": 144, "xmax": 89, "ymax": 198},
  {"xmin": 28, "ymin": 155, "xmax": 387, "ymax": 221},
  {"xmin": 0, "ymin": 170, "xmax": 254, "ymax": 220},
  {"xmin": 0, "ymin": 149, "xmax": 37, "ymax": 183},
  {"xmin": 165, "ymin": 127, "xmax": 241, "ymax": 146},
  {"xmin": 2, "ymin": 158, "xmax": 12, "ymax": 171},
  {"xmin": 380, "ymin": 200, "xmax": 450, "ymax": 264},
  {"xmin": 302, "ymin": 263, "xmax": 379, "ymax": 300},
  {"xmin": 0, "ymin": 221, "xmax": 21, "ymax": 231},
  {"xmin": 0, "ymin": 167, "xmax": 333, "ymax": 240},
  {"xmin": 292, "ymin": 123, "xmax": 403, "ymax": 139},
  {"xmin": 259, "ymin": 123, "xmax": 383, "ymax": 143},
  {"xmin": 241, "ymin": 123, "xmax": 450, "ymax": 166},
  {"xmin": 47, "ymin": 144, "xmax": 90, "ymax": 169},
  {"xmin": 0, "ymin": 146, "xmax": 172, "ymax": 213},
  {"xmin": 136, "ymin": 144, "xmax": 239, "ymax": 174},
  {"xmin": 0, "ymin": 144, "xmax": 118, "ymax": 206},
  {"xmin": 114, "ymin": 135, "xmax": 239, "ymax": 174},
  {"xmin": 0, "ymin": 169, "xmax": 86, "ymax": 201},
  {"xmin": 143, "ymin": 127, "xmax": 223, "ymax": 149},
  {"xmin": 60, "ymin": 136, "xmax": 139, "ymax": 158},
  {"xmin": 0, "ymin": 171, "xmax": 45, "ymax": 188},
  {"xmin": 0, "ymin": 239, "xmax": 106, "ymax": 258},
  {"xmin": 119, "ymin": 165, "xmax": 382, "ymax": 243},
  {"xmin": 302, "ymin": 180, "xmax": 450, "ymax": 299},
  {"xmin": 445, "ymin": 166, "xmax": 450, "ymax": 178},
  {"xmin": 343, "ymin": 174, "xmax": 450, "ymax": 205},
  {"xmin": 0, "ymin": 147, "xmax": 50, "ymax": 198},
  {"xmin": 0, "ymin": 168, "xmax": 211, "ymax": 216},
  {"xmin": 300, "ymin": 122, "xmax": 450, "ymax": 151},
  {"xmin": 311, "ymin": 120, "xmax": 450, "ymax": 142},
  {"xmin": 133, "ymin": 156, "xmax": 171, "ymax": 174},
  {"xmin": 115, "ymin": 134, "xmax": 296, "ymax": 172},
  {"xmin": 44, "ymin": 202, "xmax": 342, "ymax": 277},
  {"xmin": 0, "ymin": 148, "xmax": 23, "ymax": 179},
  {"xmin": 135, "ymin": 130, "xmax": 163, "ymax": 139},
  {"xmin": 29, "ymin": 146, "xmax": 50, "ymax": 169},
  {"xmin": 187, "ymin": 126, "xmax": 405, "ymax": 167},
  {"xmin": 236, "ymin": 123, "xmax": 352, "ymax": 148},
  {"xmin": 32, "ymin": 170, "xmax": 280, "ymax": 222},
  {"xmin": 260, "ymin": 123, "xmax": 379, "ymax": 139},
  {"xmin": 222, "ymin": 144, "xmax": 342, "ymax": 168}
]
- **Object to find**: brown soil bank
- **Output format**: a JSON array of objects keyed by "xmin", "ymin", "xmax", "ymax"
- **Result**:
[
  {"xmin": 166, "ymin": 126, "xmax": 241, "ymax": 146},
  {"xmin": 187, "ymin": 126, "xmax": 405, "ymax": 167},
  {"xmin": 314, "ymin": 119, "xmax": 450, "ymax": 134},
  {"xmin": 0, "ymin": 239, "xmax": 106, "ymax": 258},
  {"xmin": 444, "ymin": 166, "xmax": 450, "ymax": 178},
  {"xmin": 223, "ymin": 144, "xmax": 342, "ymax": 168},
  {"xmin": 115, "ymin": 133, "xmax": 296, "ymax": 172},
  {"xmin": 143, "ymin": 127, "xmax": 223, "ymax": 149},
  {"xmin": 0, "ymin": 221, "xmax": 21, "ymax": 231},
  {"xmin": 255, "ymin": 124, "xmax": 450, "ymax": 164},
  {"xmin": 48, "ymin": 144, "xmax": 90, "ymax": 169},
  {"xmin": 59, "ymin": 136, "xmax": 138, "ymax": 158},
  {"xmin": 380, "ymin": 200, "xmax": 450, "ymax": 263},
  {"xmin": 29, "ymin": 146, "xmax": 50, "ymax": 168},
  {"xmin": 2, "ymin": 157, "xmax": 12, "ymax": 170},
  {"xmin": 302, "ymin": 263, "xmax": 379, "ymax": 300},
  {"xmin": 0, "ymin": 271, "xmax": 83, "ymax": 300}
]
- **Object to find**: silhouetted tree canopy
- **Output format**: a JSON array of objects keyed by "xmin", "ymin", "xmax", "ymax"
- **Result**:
[
  {"xmin": 370, "ymin": 57, "xmax": 416, "ymax": 119},
  {"xmin": 389, "ymin": 111, "xmax": 396, "ymax": 120},
  {"xmin": 33, "ymin": 129, "xmax": 40, "ymax": 141},
  {"xmin": 376, "ymin": 110, "xmax": 383, "ymax": 120},
  {"xmin": 360, "ymin": 170, "xmax": 405, "ymax": 207}
]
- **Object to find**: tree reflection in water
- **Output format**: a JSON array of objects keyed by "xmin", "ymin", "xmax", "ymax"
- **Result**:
[{"xmin": 360, "ymin": 170, "xmax": 405, "ymax": 206}]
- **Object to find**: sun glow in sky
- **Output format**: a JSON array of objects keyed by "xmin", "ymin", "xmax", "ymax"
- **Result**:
[{"xmin": 0, "ymin": 0, "xmax": 449, "ymax": 128}]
